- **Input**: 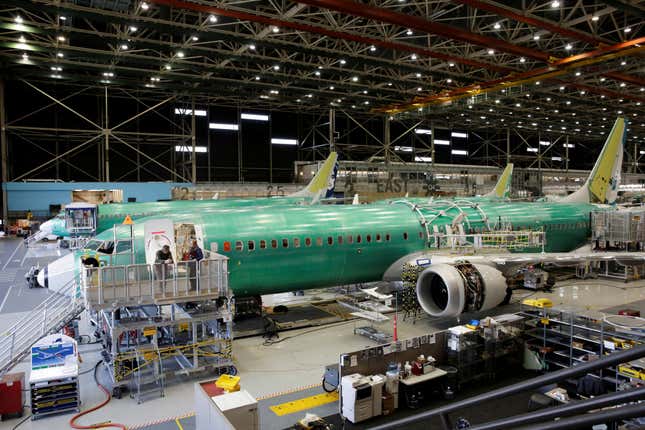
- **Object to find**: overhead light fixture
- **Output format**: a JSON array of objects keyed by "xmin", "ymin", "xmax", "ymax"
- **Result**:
[
  {"xmin": 57, "ymin": 52, "xmax": 64, "ymax": 57},
  {"xmin": 446, "ymin": 78, "xmax": 452, "ymax": 83},
  {"xmin": 552, "ymin": 156, "xmax": 562, "ymax": 161},
  {"xmin": 175, "ymin": 108, "xmax": 207, "ymax": 116},
  {"xmin": 565, "ymin": 44, "xmax": 572, "ymax": 50},
  {"xmin": 150, "ymin": 76, "xmax": 160, "ymax": 82},
  {"xmin": 526, "ymin": 147, "xmax": 538, "ymax": 153},
  {"xmin": 621, "ymin": 61, "xmax": 627, "ymax": 66},
  {"xmin": 370, "ymin": 45, "xmax": 376, "ymax": 52},
  {"xmin": 451, "ymin": 132, "xmax": 468, "ymax": 138},
  {"xmin": 192, "ymin": 35, "xmax": 199, "ymax": 41},
  {"xmin": 411, "ymin": 54, "xmax": 417, "ymax": 60},
  {"xmin": 272, "ymin": 26, "xmax": 279, "ymax": 33},
  {"xmin": 563, "ymin": 143, "xmax": 575, "ymax": 148},
  {"xmin": 591, "ymin": 15, "xmax": 599, "ymax": 21},
  {"xmin": 165, "ymin": 64, "xmax": 172, "ymax": 70},
  {"xmin": 415, "ymin": 156, "xmax": 432, "ymax": 162},
  {"xmin": 306, "ymin": 93, "xmax": 313, "ymax": 98},
  {"xmin": 314, "ymin": 71, "xmax": 320, "ymax": 76},
  {"xmin": 451, "ymin": 149, "xmax": 468, "ymax": 156},
  {"xmin": 551, "ymin": 1, "xmax": 560, "ymax": 7},
  {"xmin": 387, "ymin": 82, "xmax": 393, "ymax": 86},
  {"xmin": 269, "ymin": 89, "xmax": 279, "ymax": 94},
  {"xmin": 59, "ymin": 16, "xmax": 68, "ymax": 22},
  {"xmin": 254, "ymin": 76, "xmax": 260, "ymax": 81},
  {"xmin": 406, "ymin": 29, "xmax": 413, "ymax": 35},
  {"xmin": 140, "ymin": 2, "xmax": 149, "ymax": 10},
  {"xmin": 21, "ymin": 52, "xmax": 28, "ymax": 60},
  {"xmin": 394, "ymin": 146, "xmax": 413, "ymax": 152},
  {"xmin": 435, "ymin": 139, "xmax": 451, "ymax": 146},
  {"xmin": 19, "ymin": 35, "xmax": 26, "ymax": 43},
  {"xmin": 240, "ymin": 113, "xmax": 269, "ymax": 121},
  {"xmin": 50, "ymin": 74, "xmax": 62, "ymax": 79},
  {"xmin": 417, "ymin": 87, "xmax": 422, "ymax": 91},
  {"xmin": 494, "ymin": 22, "xmax": 501, "ymax": 29},
  {"xmin": 209, "ymin": 123, "xmax": 239, "ymax": 131},
  {"xmin": 249, "ymin": 44, "xmax": 256, "ymax": 50},
  {"xmin": 520, "ymin": 57, "xmax": 526, "ymax": 63},
  {"xmin": 339, "ymin": 59, "xmax": 346, "ymax": 65},
  {"xmin": 539, "ymin": 140, "xmax": 550, "ymax": 146},
  {"xmin": 51, "ymin": 66, "xmax": 63, "ymax": 71},
  {"xmin": 129, "ymin": 26, "xmax": 138, "ymax": 32},
  {"xmin": 176, "ymin": 51, "xmax": 184, "ymax": 57},
  {"xmin": 121, "ymin": 44, "xmax": 129, "ymax": 50},
  {"xmin": 273, "ymin": 64, "xmax": 280, "ymax": 70},
  {"xmin": 209, "ymin": 14, "xmax": 218, "ymax": 23},
  {"xmin": 620, "ymin": 82, "xmax": 626, "ymax": 87},
  {"xmin": 575, "ymin": 71, "xmax": 581, "ymax": 76},
  {"xmin": 414, "ymin": 128, "xmax": 431, "ymax": 135},
  {"xmin": 57, "ymin": 35, "xmax": 65, "ymax": 42},
  {"xmin": 488, "ymin": 49, "xmax": 495, "ymax": 55},
  {"xmin": 351, "ymin": 76, "xmax": 358, "ymax": 82},
  {"xmin": 625, "ymin": 27, "xmax": 632, "ymax": 33},
  {"xmin": 271, "ymin": 138, "xmax": 298, "ymax": 145},
  {"xmin": 175, "ymin": 145, "xmax": 207, "ymax": 153},
  {"xmin": 364, "ymin": 101, "xmax": 369, "ymax": 105},
  {"xmin": 533, "ymin": 35, "xmax": 540, "ymax": 40},
  {"xmin": 102, "ymin": 72, "xmax": 114, "ymax": 77}
]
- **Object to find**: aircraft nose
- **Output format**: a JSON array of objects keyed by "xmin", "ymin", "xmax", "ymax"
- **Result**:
[
  {"xmin": 39, "ymin": 220, "xmax": 52, "ymax": 234},
  {"xmin": 38, "ymin": 253, "xmax": 76, "ymax": 295}
]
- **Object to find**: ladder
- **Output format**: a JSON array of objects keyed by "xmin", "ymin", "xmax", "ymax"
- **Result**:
[
  {"xmin": 0, "ymin": 279, "xmax": 84, "ymax": 376},
  {"xmin": 130, "ymin": 347, "xmax": 165, "ymax": 404}
]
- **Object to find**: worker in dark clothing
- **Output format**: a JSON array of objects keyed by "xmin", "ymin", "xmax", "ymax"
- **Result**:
[
  {"xmin": 188, "ymin": 240, "xmax": 203, "ymax": 290},
  {"xmin": 155, "ymin": 245, "xmax": 173, "ymax": 290}
]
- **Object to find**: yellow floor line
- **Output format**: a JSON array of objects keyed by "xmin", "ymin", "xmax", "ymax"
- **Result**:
[
  {"xmin": 269, "ymin": 391, "xmax": 339, "ymax": 417},
  {"xmin": 175, "ymin": 418, "xmax": 185, "ymax": 430},
  {"xmin": 256, "ymin": 382, "xmax": 320, "ymax": 401}
]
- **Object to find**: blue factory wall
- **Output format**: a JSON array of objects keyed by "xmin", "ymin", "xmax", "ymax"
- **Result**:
[{"xmin": 4, "ymin": 182, "xmax": 192, "ymax": 216}]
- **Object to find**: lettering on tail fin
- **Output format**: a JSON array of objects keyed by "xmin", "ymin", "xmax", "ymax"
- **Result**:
[
  {"xmin": 563, "ymin": 117, "xmax": 625, "ymax": 205},
  {"xmin": 325, "ymin": 161, "xmax": 339, "ymax": 198}
]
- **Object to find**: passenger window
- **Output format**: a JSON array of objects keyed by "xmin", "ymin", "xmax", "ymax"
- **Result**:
[
  {"xmin": 366, "ymin": 234, "xmax": 371, "ymax": 243},
  {"xmin": 235, "ymin": 241, "xmax": 243, "ymax": 251},
  {"xmin": 328, "ymin": 236, "xmax": 333, "ymax": 245},
  {"xmin": 357, "ymin": 235, "xmax": 362, "ymax": 243},
  {"xmin": 223, "ymin": 241, "xmax": 231, "ymax": 252},
  {"xmin": 248, "ymin": 240, "xmax": 255, "ymax": 251},
  {"xmin": 376, "ymin": 234, "xmax": 381, "ymax": 242},
  {"xmin": 347, "ymin": 235, "xmax": 353, "ymax": 244},
  {"xmin": 260, "ymin": 240, "xmax": 267, "ymax": 249},
  {"xmin": 282, "ymin": 238, "xmax": 289, "ymax": 248},
  {"xmin": 271, "ymin": 239, "xmax": 278, "ymax": 249},
  {"xmin": 293, "ymin": 238, "xmax": 301, "ymax": 248},
  {"xmin": 305, "ymin": 237, "xmax": 312, "ymax": 247},
  {"xmin": 316, "ymin": 237, "xmax": 323, "ymax": 246},
  {"xmin": 385, "ymin": 233, "xmax": 391, "ymax": 241},
  {"xmin": 337, "ymin": 236, "xmax": 343, "ymax": 245},
  {"xmin": 403, "ymin": 232, "xmax": 408, "ymax": 240}
]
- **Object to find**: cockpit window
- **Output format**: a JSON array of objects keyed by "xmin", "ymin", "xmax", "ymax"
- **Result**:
[
  {"xmin": 84, "ymin": 240, "xmax": 104, "ymax": 251},
  {"xmin": 115, "ymin": 240, "xmax": 132, "ymax": 254},
  {"xmin": 97, "ymin": 241, "xmax": 114, "ymax": 254}
]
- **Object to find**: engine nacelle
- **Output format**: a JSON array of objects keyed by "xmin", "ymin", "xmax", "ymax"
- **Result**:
[{"xmin": 416, "ymin": 263, "xmax": 507, "ymax": 318}]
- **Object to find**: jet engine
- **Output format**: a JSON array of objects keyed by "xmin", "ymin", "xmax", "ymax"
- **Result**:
[{"xmin": 416, "ymin": 263, "xmax": 507, "ymax": 318}]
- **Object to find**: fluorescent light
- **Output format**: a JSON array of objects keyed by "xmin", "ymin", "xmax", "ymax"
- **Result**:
[
  {"xmin": 434, "ymin": 139, "xmax": 450, "ymax": 146},
  {"xmin": 415, "ymin": 156, "xmax": 432, "ymax": 162},
  {"xmin": 209, "ymin": 123, "xmax": 238, "ymax": 131},
  {"xmin": 271, "ymin": 138, "xmax": 298, "ymax": 145},
  {"xmin": 640, "ymin": 150, "xmax": 645, "ymax": 155},
  {"xmin": 394, "ymin": 146, "xmax": 413, "ymax": 152},
  {"xmin": 451, "ymin": 131, "xmax": 468, "ymax": 138},
  {"xmin": 241, "ymin": 113, "xmax": 269, "ymax": 121},
  {"xmin": 552, "ymin": 157, "xmax": 562, "ymax": 161},
  {"xmin": 209, "ymin": 14, "xmax": 217, "ymax": 23},
  {"xmin": 563, "ymin": 143, "xmax": 575, "ymax": 148},
  {"xmin": 175, "ymin": 145, "xmax": 207, "ymax": 153},
  {"xmin": 175, "ymin": 108, "xmax": 207, "ymax": 117},
  {"xmin": 451, "ymin": 149, "xmax": 468, "ymax": 156},
  {"xmin": 539, "ymin": 140, "xmax": 550, "ymax": 146},
  {"xmin": 527, "ymin": 147, "xmax": 538, "ymax": 153},
  {"xmin": 414, "ymin": 128, "xmax": 432, "ymax": 135}
]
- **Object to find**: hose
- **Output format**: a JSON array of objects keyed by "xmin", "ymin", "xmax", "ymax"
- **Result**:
[{"xmin": 69, "ymin": 361, "xmax": 127, "ymax": 430}]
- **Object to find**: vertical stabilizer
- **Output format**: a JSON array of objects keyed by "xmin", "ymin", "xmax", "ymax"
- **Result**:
[
  {"xmin": 562, "ymin": 117, "xmax": 625, "ymax": 204},
  {"xmin": 484, "ymin": 163, "xmax": 513, "ymax": 199},
  {"xmin": 291, "ymin": 152, "xmax": 339, "ymax": 200}
]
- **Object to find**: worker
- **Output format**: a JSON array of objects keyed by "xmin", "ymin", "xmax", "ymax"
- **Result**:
[
  {"xmin": 155, "ymin": 245, "xmax": 173, "ymax": 290},
  {"xmin": 188, "ymin": 240, "xmax": 203, "ymax": 290}
]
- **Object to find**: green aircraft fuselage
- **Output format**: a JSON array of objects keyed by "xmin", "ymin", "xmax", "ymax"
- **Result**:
[{"xmin": 83, "ymin": 199, "xmax": 606, "ymax": 297}]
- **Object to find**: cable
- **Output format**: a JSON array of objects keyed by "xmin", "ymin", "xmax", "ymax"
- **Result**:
[
  {"xmin": 11, "ymin": 413, "xmax": 31, "ymax": 430},
  {"xmin": 262, "ymin": 319, "xmax": 356, "ymax": 346},
  {"xmin": 69, "ymin": 361, "xmax": 127, "ymax": 430}
]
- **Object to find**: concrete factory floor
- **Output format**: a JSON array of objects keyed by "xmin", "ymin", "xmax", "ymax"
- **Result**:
[{"xmin": 1, "ymin": 237, "xmax": 645, "ymax": 429}]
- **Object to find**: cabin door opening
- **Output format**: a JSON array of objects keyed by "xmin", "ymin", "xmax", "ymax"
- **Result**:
[
  {"xmin": 144, "ymin": 219, "xmax": 177, "ymax": 265},
  {"xmin": 174, "ymin": 223, "xmax": 204, "ymax": 261}
]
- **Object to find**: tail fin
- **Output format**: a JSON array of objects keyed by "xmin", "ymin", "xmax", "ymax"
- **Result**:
[
  {"xmin": 352, "ymin": 194, "xmax": 360, "ymax": 205},
  {"xmin": 562, "ymin": 117, "xmax": 625, "ymax": 204},
  {"xmin": 484, "ymin": 163, "xmax": 513, "ymax": 199},
  {"xmin": 292, "ymin": 152, "xmax": 339, "ymax": 200}
]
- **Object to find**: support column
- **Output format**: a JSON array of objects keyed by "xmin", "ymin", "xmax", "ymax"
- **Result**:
[
  {"xmin": 207, "ymin": 107, "xmax": 211, "ymax": 182},
  {"xmin": 328, "ymin": 108, "xmax": 335, "ymax": 152},
  {"xmin": 237, "ymin": 107, "xmax": 242, "ymax": 182},
  {"xmin": 565, "ymin": 135, "xmax": 570, "ymax": 193},
  {"xmin": 430, "ymin": 124, "xmax": 435, "ymax": 168},
  {"xmin": 269, "ymin": 113, "xmax": 273, "ymax": 183},
  {"xmin": 0, "ymin": 80, "xmax": 8, "ymax": 224},
  {"xmin": 191, "ymin": 98, "xmax": 196, "ymax": 185},
  {"xmin": 104, "ymin": 86, "xmax": 110, "ymax": 182},
  {"xmin": 384, "ymin": 115, "xmax": 391, "ymax": 163},
  {"xmin": 506, "ymin": 128, "xmax": 511, "ymax": 164}
]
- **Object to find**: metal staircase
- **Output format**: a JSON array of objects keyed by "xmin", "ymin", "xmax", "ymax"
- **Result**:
[
  {"xmin": 0, "ymin": 279, "xmax": 84, "ymax": 376},
  {"xmin": 130, "ymin": 347, "xmax": 165, "ymax": 404},
  {"xmin": 24, "ymin": 230, "xmax": 47, "ymax": 247}
]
